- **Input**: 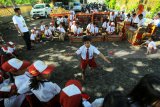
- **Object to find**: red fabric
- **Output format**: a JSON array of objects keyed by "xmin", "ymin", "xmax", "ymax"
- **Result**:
[
  {"xmin": 80, "ymin": 57, "xmax": 97, "ymax": 70},
  {"xmin": 26, "ymin": 94, "xmax": 60, "ymax": 107},
  {"xmin": 60, "ymin": 91, "xmax": 82, "ymax": 107},
  {"xmin": 60, "ymin": 80, "xmax": 83, "ymax": 107},
  {"xmin": 26, "ymin": 94, "xmax": 43, "ymax": 107},
  {"xmin": 65, "ymin": 80, "xmax": 82, "ymax": 91}
]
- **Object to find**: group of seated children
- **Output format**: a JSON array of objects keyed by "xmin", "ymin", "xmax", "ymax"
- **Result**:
[
  {"xmin": 30, "ymin": 20, "xmax": 67, "ymax": 44},
  {"xmin": 0, "ymin": 57, "xmax": 159, "ymax": 107}
]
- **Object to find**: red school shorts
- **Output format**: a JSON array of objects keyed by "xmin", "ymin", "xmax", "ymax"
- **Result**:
[{"xmin": 80, "ymin": 57, "xmax": 97, "ymax": 70}]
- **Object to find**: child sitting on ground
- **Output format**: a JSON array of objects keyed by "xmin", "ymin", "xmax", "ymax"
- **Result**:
[
  {"xmin": 57, "ymin": 23, "xmax": 66, "ymax": 41},
  {"xmin": 44, "ymin": 25, "xmax": 53, "ymax": 41},
  {"xmin": 90, "ymin": 23, "xmax": 99, "ymax": 36},
  {"xmin": 146, "ymin": 37, "xmax": 157, "ymax": 55},
  {"xmin": 65, "ymin": 36, "xmax": 111, "ymax": 80},
  {"xmin": 106, "ymin": 22, "xmax": 115, "ymax": 35}
]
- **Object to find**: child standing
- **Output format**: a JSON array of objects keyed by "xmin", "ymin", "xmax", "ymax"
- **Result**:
[
  {"xmin": 30, "ymin": 29, "xmax": 37, "ymax": 46},
  {"xmin": 66, "ymin": 36, "xmax": 111, "ymax": 80}
]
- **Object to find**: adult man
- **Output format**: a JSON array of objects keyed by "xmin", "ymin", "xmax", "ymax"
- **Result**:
[{"xmin": 12, "ymin": 7, "xmax": 32, "ymax": 50}]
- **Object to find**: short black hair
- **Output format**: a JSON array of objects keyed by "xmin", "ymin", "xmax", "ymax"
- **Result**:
[
  {"xmin": 127, "ymin": 13, "xmax": 131, "ymax": 17},
  {"xmin": 82, "ymin": 36, "xmax": 91, "ymax": 42},
  {"xmin": 138, "ymin": 14, "xmax": 143, "ymax": 17},
  {"xmin": 45, "ymin": 25, "xmax": 48, "ymax": 27},
  {"xmin": 14, "ymin": 7, "xmax": 20, "ymax": 12}
]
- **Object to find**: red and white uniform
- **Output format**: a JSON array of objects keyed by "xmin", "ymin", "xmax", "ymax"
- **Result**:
[
  {"xmin": 31, "ymin": 82, "xmax": 61, "ymax": 102},
  {"xmin": 76, "ymin": 45, "xmax": 100, "ymax": 70},
  {"xmin": 102, "ymin": 22, "xmax": 109, "ymax": 29},
  {"xmin": 125, "ymin": 17, "xmax": 132, "ymax": 22},
  {"xmin": 138, "ymin": 18, "xmax": 145, "ymax": 27},
  {"xmin": 49, "ymin": 26, "xmax": 55, "ymax": 32},
  {"xmin": 44, "ymin": 29, "xmax": 52, "ymax": 38},
  {"xmin": 90, "ymin": 27, "xmax": 99, "ymax": 34},
  {"xmin": 40, "ymin": 25, "xmax": 45, "ymax": 32},
  {"xmin": 71, "ymin": 25, "xmax": 77, "ymax": 34},
  {"xmin": 76, "ymin": 27, "xmax": 83, "ymax": 36},
  {"xmin": 86, "ymin": 24, "xmax": 94, "ymax": 33},
  {"xmin": 106, "ymin": 26, "xmax": 115, "ymax": 33},
  {"xmin": 60, "ymin": 80, "xmax": 82, "ymax": 107},
  {"xmin": 57, "ymin": 27, "xmax": 66, "ymax": 33},
  {"xmin": 30, "ymin": 33, "xmax": 36, "ymax": 41}
]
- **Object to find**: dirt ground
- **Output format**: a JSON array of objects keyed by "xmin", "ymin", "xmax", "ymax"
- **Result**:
[{"xmin": 2, "ymin": 18, "xmax": 160, "ymax": 101}]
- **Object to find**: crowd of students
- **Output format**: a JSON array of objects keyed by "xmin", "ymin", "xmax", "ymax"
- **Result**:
[
  {"xmin": 0, "ymin": 3, "xmax": 160, "ymax": 107},
  {"xmin": 0, "ymin": 57, "xmax": 159, "ymax": 107}
]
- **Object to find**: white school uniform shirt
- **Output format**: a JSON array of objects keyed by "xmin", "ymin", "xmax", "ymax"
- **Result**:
[
  {"xmin": 31, "ymin": 82, "xmax": 61, "ymax": 102},
  {"xmin": 71, "ymin": 25, "xmax": 77, "ymax": 33},
  {"xmin": 110, "ymin": 14, "xmax": 116, "ymax": 21},
  {"xmin": 106, "ymin": 26, "xmax": 115, "ymax": 33},
  {"xmin": 57, "ymin": 18, "xmax": 61, "ymax": 25},
  {"xmin": 91, "ymin": 98, "xmax": 104, "ymax": 107},
  {"xmin": 49, "ymin": 26, "xmax": 55, "ymax": 32},
  {"xmin": 14, "ymin": 72, "xmax": 32, "ymax": 94},
  {"xmin": 44, "ymin": 29, "xmax": 52, "ymax": 35},
  {"xmin": 30, "ymin": 33, "xmax": 36, "ymax": 40},
  {"xmin": 60, "ymin": 17, "xmax": 64, "ymax": 23},
  {"xmin": 125, "ymin": 17, "xmax": 132, "ymax": 22},
  {"xmin": 138, "ymin": 18, "xmax": 145, "ymax": 27},
  {"xmin": 40, "ymin": 25, "xmax": 45, "ymax": 31},
  {"xmin": 153, "ymin": 19, "xmax": 160, "ymax": 26},
  {"xmin": 76, "ymin": 45, "xmax": 100, "ymax": 60},
  {"xmin": 102, "ymin": 22, "xmax": 109, "ymax": 28},
  {"xmin": 77, "ymin": 27, "xmax": 82, "ymax": 34},
  {"xmin": 120, "ymin": 14, "xmax": 126, "ymax": 20},
  {"xmin": 90, "ymin": 27, "xmax": 99, "ymax": 34},
  {"xmin": 57, "ymin": 27, "xmax": 66, "ymax": 33},
  {"xmin": 70, "ymin": 15, "xmax": 74, "ymax": 21},
  {"xmin": 86, "ymin": 24, "xmax": 94, "ymax": 31},
  {"xmin": 35, "ymin": 30, "xmax": 39, "ymax": 35},
  {"xmin": 12, "ymin": 15, "xmax": 28, "ymax": 33},
  {"xmin": 148, "ymin": 41, "xmax": 157, "ymax": 50}
]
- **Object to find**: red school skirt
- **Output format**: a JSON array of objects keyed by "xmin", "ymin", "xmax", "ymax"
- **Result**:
[{"xmin": 80, "ymin": 57, "xmax": 97, "ymax": 70}]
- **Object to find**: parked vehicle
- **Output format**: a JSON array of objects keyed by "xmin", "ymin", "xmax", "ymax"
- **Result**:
[{"xmin": 30, "ymin": 3, "xmax": 52, "ymax": 19}]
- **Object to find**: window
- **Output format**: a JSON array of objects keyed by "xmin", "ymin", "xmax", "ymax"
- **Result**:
[
  {"xmin": 46, "ymin": 4, "xmax": 50, "ymax": 7},
  {"xmin": 34, "ymin": 5, "xmax": 45, "ymax": 9}
]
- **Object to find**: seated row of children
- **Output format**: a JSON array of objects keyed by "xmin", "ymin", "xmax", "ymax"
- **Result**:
[
  {"xmin": 30, "ymin": 21, "xmax": 66, "ymax": 43},
  {"xmin": 0, "ymin": 58, "xmax": 159, "ymax": 107}
]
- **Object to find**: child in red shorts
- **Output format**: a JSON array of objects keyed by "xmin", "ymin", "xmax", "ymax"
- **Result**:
[{"xmin": 66, "ymin": 36, "xmax": 111, "ymax": 80}]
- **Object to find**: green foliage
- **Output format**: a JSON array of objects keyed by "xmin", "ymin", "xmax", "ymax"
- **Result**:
[
  {"xmin": 109, "ymin": 0, "xmax": 116, "ymax": 9},
  {"xmin": 149, "ymin": 3, "xmax": 160, "ymax": 18}
]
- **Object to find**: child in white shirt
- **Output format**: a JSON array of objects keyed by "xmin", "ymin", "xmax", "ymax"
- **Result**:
[
  {"xmin": 57, "ymin": 24, "xmax": 66, "ymax": 41},
  {"xmin": 49, "ymin": 22, "xmax": 55, "ymax": 32},
  {"xmin": 137, "ymin": 14, "xmax": 145, "ymax": 27},
  {"xmin": 30, "ymin": 29, "xmax": 37, "ymax": 45},
  {"xmin": 90, "ymin": 23, "xmax": 99, "ymax": 36},
  {"xmin": 146, "ymin": 37, "xmax": 157, "ymax": 55},
  {"xmin": 40, "ymin": 21, "xmax": 45, "ymax": 32},
  {"xmin": 106, "ymin": 22, "xmax": 115, "ymax": 35},
  {"xmin": 74, "ymin": 24, "xmax": 83, "ymax": 36},
  {"xmin": 86, "ymin": 22, "xmax": 94, "ymax": 35},
  {"xmin": 44, "ymin": 25, "xmax": 53, "ymax": 41},
  {"xmin": 102, "ymin": 19, "xmax": 109, "ymax": 31}
]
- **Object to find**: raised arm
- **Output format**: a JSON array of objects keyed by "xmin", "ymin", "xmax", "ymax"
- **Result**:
[{"xmin": 98, "ymin": 53, "xmax": 111, "ymax": 63}]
